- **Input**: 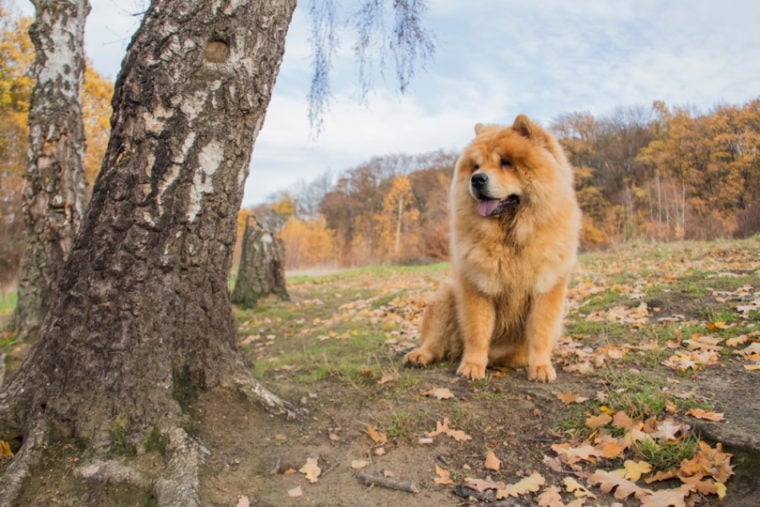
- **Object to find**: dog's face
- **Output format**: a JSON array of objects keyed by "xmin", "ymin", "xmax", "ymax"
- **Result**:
[{"xmin": 454, "ymin": 115, "xmax": 562, "ymax": 218}]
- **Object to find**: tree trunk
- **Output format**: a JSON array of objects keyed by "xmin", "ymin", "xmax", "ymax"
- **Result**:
[
  {"xmin": 231, "ymin": 216, "xmax": 289, "ymax": 308},
  {"xmin": 1, "ymin": 0, "xmax": 297, "ymax": 503},
  {"xmin": 10, "ymin": 0, "xmax": 90, "ymax": 338}
]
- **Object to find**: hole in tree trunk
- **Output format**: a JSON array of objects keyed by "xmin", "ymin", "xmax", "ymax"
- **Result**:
[{"xmin": 204, "ymin": 39, "xmax": 230, "ymax": 63}]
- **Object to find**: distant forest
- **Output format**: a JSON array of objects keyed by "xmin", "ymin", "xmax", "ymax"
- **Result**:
[
  {"xmin": 2, "ymin": 12, "xmax": 758, "ymax": 277},
  {"xmin": 247, "ymin": 98, "xmax": 759, "ymax": 269}
]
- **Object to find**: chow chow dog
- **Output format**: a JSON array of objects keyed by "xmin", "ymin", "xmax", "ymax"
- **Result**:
[{"xmin": 405, "ymin": 115, "xmax": 581, "ymax": 381}]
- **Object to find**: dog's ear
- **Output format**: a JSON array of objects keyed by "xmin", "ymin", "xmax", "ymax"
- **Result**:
[
  {"xmin": 474, "ymin": 122, "xmax": 485, "ymax": 135},
  {"xmin": 512, "ymin": 114, "xmax": 537, "ymax": 138}
]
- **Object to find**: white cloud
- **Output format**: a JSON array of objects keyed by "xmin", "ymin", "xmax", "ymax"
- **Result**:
[{"xmin": 13, "ymin": 0, "xmax": 760, "ymax": 206}]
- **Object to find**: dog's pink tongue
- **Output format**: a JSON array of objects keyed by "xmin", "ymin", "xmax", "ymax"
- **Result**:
[{"xmin": 477, "ymin": 199, "xmax": 500, "ymax": 217}]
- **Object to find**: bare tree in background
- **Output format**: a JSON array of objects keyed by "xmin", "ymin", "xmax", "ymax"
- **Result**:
[{"xmin": 10, "ymin": 0, "xmax": 90, "ymax": 338}]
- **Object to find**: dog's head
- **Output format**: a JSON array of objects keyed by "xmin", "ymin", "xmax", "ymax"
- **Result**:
[{"xmin": 455, "ymin": 114, "xmax": 570, "ymax": 218}]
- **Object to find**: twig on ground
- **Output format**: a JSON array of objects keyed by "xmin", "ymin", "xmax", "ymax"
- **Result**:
[{"xmin": 355, "ymin": 471, "xmax": 419, "ymax": 493}]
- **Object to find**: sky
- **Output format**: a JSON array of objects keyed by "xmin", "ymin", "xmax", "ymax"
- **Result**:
[{"xmin": 11, "ymin": 0, "xmax": 760, "ymax": 207}]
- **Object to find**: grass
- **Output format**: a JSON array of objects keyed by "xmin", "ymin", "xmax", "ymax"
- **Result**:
[{"xmin": 0, "ymin": 290, "xmax": 16, "ymax": 316}]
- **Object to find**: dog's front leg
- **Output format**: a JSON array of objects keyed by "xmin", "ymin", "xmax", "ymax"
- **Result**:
[
  {"xmin": 525, "ymin": 277, "xmax": 568, "ymax": 382},
  {"xmin": 455, "ymin": 278, "xmax": 495, "ymax": 379}
]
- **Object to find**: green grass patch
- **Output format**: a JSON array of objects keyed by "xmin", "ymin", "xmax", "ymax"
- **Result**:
[
  {"xmin": 634, "ymin": 435, "xmax": 698, "ymax": 472},
  {"xmin": 0, "ymin": 290, "xmax": 16, "ymax": 315}
]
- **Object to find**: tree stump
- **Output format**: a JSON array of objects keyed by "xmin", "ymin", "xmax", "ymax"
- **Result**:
[{"xmin": 231, "ymin": 216, "xmax": 289, "ymax": 308}]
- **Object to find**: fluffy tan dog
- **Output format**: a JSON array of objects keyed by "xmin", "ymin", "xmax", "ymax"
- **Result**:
[{"xmin": 405, "ymin": 114, "xmax": 581, "ymax": 381}]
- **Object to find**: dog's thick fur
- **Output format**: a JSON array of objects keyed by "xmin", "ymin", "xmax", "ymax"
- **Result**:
[{"xmin": 405, "ymin": 115, "xmax": 581, "ymax": 381}]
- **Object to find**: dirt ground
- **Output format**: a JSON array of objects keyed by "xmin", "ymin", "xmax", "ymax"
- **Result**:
[{"xmin": 3, "ymin": 238, "xmax": 760, "ymax": 506}]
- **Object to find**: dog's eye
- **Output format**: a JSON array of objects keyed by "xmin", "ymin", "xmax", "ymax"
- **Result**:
[
  {"xmin": 500, "ymin": 157, "xmax": 513, "ymax": 169},
  {"xmin": 472, "ymin": 163, "xmax": 480, "ymax": 171}
]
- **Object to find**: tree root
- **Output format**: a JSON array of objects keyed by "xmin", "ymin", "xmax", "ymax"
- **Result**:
[
  {"xmin": 75, "ymin": 459, "xmax": 152, "ymax": 489},
  {"xmin": 72, "ymin": 426, "xmax": 202, "ymax": 507},
  {"xmin": 232, "ymin": 373, "xmax": 307, "ymax": 420},
  {"xmin": 0, "ymin": 419, "xmax": 49, "ymax": 507}
]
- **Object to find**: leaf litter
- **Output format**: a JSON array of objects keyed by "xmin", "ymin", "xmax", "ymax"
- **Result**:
[{"xmin": 204, "ymin": 240, "xmax": 758, "ymax": 506}]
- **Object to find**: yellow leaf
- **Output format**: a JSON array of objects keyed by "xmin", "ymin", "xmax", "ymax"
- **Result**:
[
  {"xmin": 585, "ymin": 413, "xmax": 612, "ymax": 429},
  {"xmin": 623, "ymin": 459, "xmax": 652, "ymax": 481},
  {"xmin": 599, "ymin": 405, "xmax": 615, "ymax": 415},
  {"xmin": 0, "ymin": 441, "xmax": 14, "ymax": 458},
  {"xmin": 484, "ymin": 450, "xmax": 501, "ymax": 471},
  {"xmin": 706, "ymin": 321, "xmax": 726, "ymax": 330},
  {"xmin": 366, "ymin": 425, "xmax": 388, "ymax": 444},
  {"xmin": 299, "ymin": 457, "xmax": 321, "ymax": 483},
  {"xmin": 745, "ymin": 364, "xmax": 760, "ymax": 371},
  {"xmin": 496, "ymin": 472, "xmax": 545, "ymax": 498},
  {"xmin": 716, "ymin": 481, "xmax": 727, "ymax": 499}
]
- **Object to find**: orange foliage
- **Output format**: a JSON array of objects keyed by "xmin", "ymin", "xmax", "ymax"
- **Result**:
[{"xmin": 279, "ymin": 216, "xmax": 338, "ymax": 269}]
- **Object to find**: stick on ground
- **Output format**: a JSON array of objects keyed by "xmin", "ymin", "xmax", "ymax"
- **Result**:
[{"xmin": 355, "ymin": 471, "xmax": 419, "ymax": 493}]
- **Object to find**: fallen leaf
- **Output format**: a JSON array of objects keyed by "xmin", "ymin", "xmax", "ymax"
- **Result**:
[
  {"xmin": 551, "ymin": 443, "xmax": 600, "ymax": 466},
  {"xmin": 420, "ymin": 387, "xmax": 455, "ymax": 400},
  {"xmin": 612, "ymin": 410, "xmax": 638, "ymax": 430},
  {"xmin": 556, "ymin": 391, "xmax": 589, "ymax": 404},
  {"xmin": 377, "ymin": 373, "xmax": 397, "ymax": 385},
  {"xmin": 0, "ymin": 441, "xmax": 14, "ymax": 458},
  {"xmin": 685, "ymin": 408, "xmax": 725, "ymax": 422},
  {"xmin": 465, "ymin": 476, "xmax": 506, "ymax": 492},
  {"xmin": 680, "ymin": 441, "xmax": 733, "ymax": 483},
  {"xmin": 236, "ymin": 496, "xmax": 250, "ymax": 507},
  {"xmin": 287, "ymin": 486, "xmax": 303, "ymax": 497},
  {"xmin": 427, "ymin": 417, "xmax": 472, "ymax": 442},
  {"xmin": 639, "ymin": 484, "xmax": 693, "ymax": 507},
  {"xmin": 650, "ymin": 418, "xmax": 688, "ymax": 442},
  {"xmin": 623, "ymin": 459, "xmax": 652, "ymax": 481},
  {"xmin": 537, "ymin": 485, "xmax": 564, "ymax": 507},
  {"xmin": 299, "ymin": 457, "xmax": 321, "ymax": 483},
  {"xmin": 585, "ymin": 413, "xmax": 612, "ymax": 429},
  {"xmin": 745, "ymin": 364, "xmax": 760, "ymax": 371},
  {"xmin": 366, "ymin": 425, "xmax": 388, "ymax": 444},
  {"xmin": 434, "ymin": 465, "xmax": 454, "ymax": 485},
  {"xmin": 706, "ymin": 321, "xmax": 726, "ymax": 330},
  {"xmin": 725, "ymin": 335, "xmax": 748, "ymax": 347},
  {"xmin": 484, "ymin": 450, "xmax": 501, "ymax": 471},
  {"xmin": 497, "ymin": 472, "xmax": 545, "ymax": 498},
  {"xmin": 563, "ymin": 476, "xmax": 596, "ymax": 499},
  {"xmin": 599, "ymin": 441, "xmax": 625, "ymax": 459},
  {"xmin": 588, "ymin": 469, "xmax": 653, "ymax": 501},
  {"xmin": 351, "ymin": 459, "xmax": 368, "ymax": 470}
]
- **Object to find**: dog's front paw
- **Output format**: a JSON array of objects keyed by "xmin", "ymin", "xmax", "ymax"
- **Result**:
[
  {"xmin": 528, "ymin": 363, "xmax": 556, "ymax": 382},
  {"xmin": 404, "ymin": 348, "xmax": 434, "ymax": 366},
  {"xmin": 456, "ymin": 360, "xmax": 487, "ymax": 380}
]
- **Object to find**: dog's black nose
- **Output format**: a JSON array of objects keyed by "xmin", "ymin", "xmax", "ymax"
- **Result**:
[{"xmin": 471, "ymin": 172, "xmax": 488, "ymax": 188}]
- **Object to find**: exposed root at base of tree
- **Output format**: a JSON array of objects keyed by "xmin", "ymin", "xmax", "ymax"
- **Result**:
[
  {"xmin": 0, "ymin": 419, "xmax": 49, "ymax": 507},
  {"xmin": 231, "ymin": 373, "xmax": 307, "ymax": 420},
  {"xmin": 74, "ymin": 427, "xmax": 203, "ymax": 506}
]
